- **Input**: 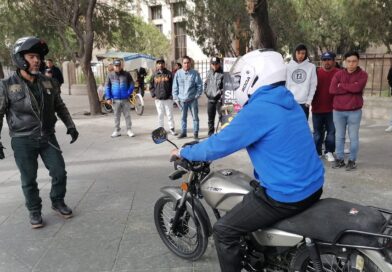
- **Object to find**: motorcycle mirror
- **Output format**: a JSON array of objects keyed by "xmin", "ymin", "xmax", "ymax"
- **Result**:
[
  {"xmin": 151, "ymin": 127, "xmax": 179, "ymax": 149},
  {"xmin": 152, "ymin": 127, "xmax": 167, "ymax": 144}
]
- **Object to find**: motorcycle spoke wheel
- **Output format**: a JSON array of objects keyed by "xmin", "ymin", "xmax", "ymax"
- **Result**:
[
  {"xmin": 303, "ymin": 254, "xmax": 349, "ymax": 272},
  {"xmin": 290, "ymin": 247, "xmax": 385, "ymax": 272},
  {"xmin": 154, "ymin": 196, "xmax": 208, "ymax": 260},
  {"xmin": 134, "ymin": 94, "xmax": 144, "ymax": 115},
  {"xmin": 101, "ymin": 103, "xmax": 113, "ymax": 113}
]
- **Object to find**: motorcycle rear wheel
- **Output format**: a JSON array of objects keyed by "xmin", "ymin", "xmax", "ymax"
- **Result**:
[
  {"xmin": 101, "ymin": 102, "xmax": 113, "ymax": 113},
  {"xmin": 154, "ymin": 196, "xmax": 209, "ymax": 260},
  {"xmin": 289, "ymin": 246, "xmax": 384, "ymax": 272},
  {"xmin": 134, "ymin": 93, "xmax": 144, "ymax": 115}
]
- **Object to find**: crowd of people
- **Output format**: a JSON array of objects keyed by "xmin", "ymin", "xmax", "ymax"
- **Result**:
[
  {"xmin": 286, "ymin": 44, "xmax": 369, "ymax": 171},
  {"xmin": 103, "ymin": 44, "xmax": 392, "ymax": 174},
  {"xmin": 1, "ymin": 33, "xmax": 392, "ymax": 272}
]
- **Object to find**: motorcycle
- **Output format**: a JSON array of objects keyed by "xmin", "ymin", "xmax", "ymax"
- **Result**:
[{"xmin": 151, "ymin": 127, "xmax": 392, "ymax": 272}]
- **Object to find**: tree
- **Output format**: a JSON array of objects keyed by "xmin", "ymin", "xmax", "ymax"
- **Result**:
[
  {"xmin": 245, "ymin": 0, "xmax": 276, "ymax": 50},
  {"xmin": 0, "ymin": 0, "xmax": 170, "ymax": 114},
  {"xmin": 111, "ymin": 16, "xmax": 170, "ymax": 58},
  {"xmin": 187, "ymin": 0, "xmax": 250, "ymax": 57},
  {"xmin": 356, "ymin": 0, "xmax": 392, "ymax": 53},
  {"xmin": 186, "ymin": 0, "xmax": 392, "ymax": 58}
]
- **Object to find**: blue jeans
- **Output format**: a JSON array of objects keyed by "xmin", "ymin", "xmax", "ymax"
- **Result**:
[
  {"xmin": 312, "ymin": 112, "xmax": 335, "ymax": 155},
  {"xmin": 179, "ymin": 99, "xmax": 199, "ymax": 134},
  {"xmin": 333, "ymin": 110, "xmax": 362, "ymax": 161}
]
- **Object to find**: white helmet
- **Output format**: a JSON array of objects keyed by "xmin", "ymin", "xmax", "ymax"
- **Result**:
[{"xmin": 230, "ymin": 49, "xmax": 286, "ymax": 106}]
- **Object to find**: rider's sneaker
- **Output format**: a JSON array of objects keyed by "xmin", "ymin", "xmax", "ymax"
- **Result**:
[
  {"xmin": 385, "ymin": 125, "xmax": 392, "ymax": 132},
  {"xmin": 345, "ymin": 160, "xmax": 357, "ymax": 171},
  {"xmin": 111, "ymin": 131, "xmax": 121, "ymax": 138},
  {"xmin": 169, "ymin": 128, "xmax": 178, "ymax": 136},
  {"xmin": 332, "ymin": 159, "xmax": 345, "ymax": 169},
  {"xmin": 52, "ymin": 201, "xmax": 73, "ymax": 219},
  {"xmin": 127, "ymin": 129, "xmax": 135, "ymax": 137},
  {"xmin": 30, "ymin": 211, "xmax": 44, "ymax": 229},
  {"xmin": 324, "ymin": 152, "xmax": 335, "ymax": 162}
]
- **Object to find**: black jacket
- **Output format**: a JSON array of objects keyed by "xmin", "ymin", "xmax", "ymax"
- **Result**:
[
  {"xmin": 388, "ymin": 67, "xmax": 392, "ymax": 88},
  {"xmin": 0, "ymin": 71, "xmax": 75, "ymax": 139},
  {"xmin": 49, "ymin": 65, "xmax": 64, "ymax": 86},
  {"xmin": 150, "ymin": 68, "xmax": 173, "ymax": 100},
  {"xmin": 204, "ymin": 68, "xmax": 224, "ymax": 101}
]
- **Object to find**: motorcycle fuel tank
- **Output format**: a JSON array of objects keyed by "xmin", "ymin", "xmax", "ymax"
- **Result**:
[{"xmin": 200, "ymin": 169, "xmax": 253, "ymax": 211}]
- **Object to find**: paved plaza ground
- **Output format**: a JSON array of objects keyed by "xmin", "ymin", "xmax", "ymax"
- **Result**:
[{"xmin": 0, "ymin": 93, "xmax": 391, "ymax": 271}]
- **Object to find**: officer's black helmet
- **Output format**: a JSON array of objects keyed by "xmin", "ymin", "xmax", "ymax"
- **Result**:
[{"xmin": 11, "ymin": 36, "xmax": 49, "ymax": 70}]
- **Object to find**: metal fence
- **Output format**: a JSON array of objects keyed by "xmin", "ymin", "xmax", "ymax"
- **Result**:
[
  {"xmin": 333, "ymin": 54, "xmax": 392, "ymax": 97},
  {"xmin": 195, "ymin": 54, "xmax": 392, "ymax": 97},
  {"xmin": 194, "ymin": 60, "xmax": 210, "ymax": 83},
  {"xmin": 2, "ymin": 54, "xmax": 390, "ymax": 97}
]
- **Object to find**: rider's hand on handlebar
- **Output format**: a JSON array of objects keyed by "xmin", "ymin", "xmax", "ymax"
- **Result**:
[
  {"xmin": 170, "ymin": 148, "xmax": 180, "ymax": 162},
  {"xmin": 106, "ymin": 99, "xmax": 112, "ymax": 105}
]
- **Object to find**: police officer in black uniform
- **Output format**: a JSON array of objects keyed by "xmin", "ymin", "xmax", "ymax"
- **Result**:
[{"xmin": 0, "ymin": 36, "xmax": 79, "ymax": 228}]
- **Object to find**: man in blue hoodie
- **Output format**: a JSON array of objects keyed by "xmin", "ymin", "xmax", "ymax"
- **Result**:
[
  {"xmin": 105, "ymin": 60, "xmax": 135, "ymax": 138},
  {"xmin": 171, "ymin": 50, "xmax": 324, "ymax": 272}
]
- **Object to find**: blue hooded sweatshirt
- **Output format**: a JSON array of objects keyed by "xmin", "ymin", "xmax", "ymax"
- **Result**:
[
  {"xmin": 105, "ymin": 70, "xmax": 134, "ymax": 100},
  {"xmin": 180, "ymin": 84, "xmax": 324, "ymax": 203}
]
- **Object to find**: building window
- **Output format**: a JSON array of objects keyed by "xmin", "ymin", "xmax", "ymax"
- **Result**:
[
  {"xmin": 173, "ymin": 1, "xmax": 186, "ymax": 17},
  {"xmin": 174, "ymin": 22, "xmax": 186, "ymax": 60},
  {"xmin": 155, "ymin": 24, "xmax": 163, "ymax": 33},
  {"xmin": 151, "ymin": 5, "xmax": 162, "ymax": 20}
]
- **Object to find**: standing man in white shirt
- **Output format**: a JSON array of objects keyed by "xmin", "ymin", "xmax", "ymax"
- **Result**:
[{"xmin": 286, "ymin": 44, "xmax": 317, "ymax": 120}]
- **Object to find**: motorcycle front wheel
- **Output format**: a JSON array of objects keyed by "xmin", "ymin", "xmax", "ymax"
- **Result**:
[
  {"xmin": 290, "ymin": 246, "xmax": 384, "ymax": 272},
  {"xmin": 154, "ymin": 196, "xmax": 209, "ymax": 260}
]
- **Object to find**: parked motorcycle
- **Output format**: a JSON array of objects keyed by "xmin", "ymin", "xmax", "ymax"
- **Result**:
[{"xmin": 151, "ymin": 127, "xmax": 392, "ymax": 272}]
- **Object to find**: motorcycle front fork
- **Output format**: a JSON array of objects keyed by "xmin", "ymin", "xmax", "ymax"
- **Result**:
[{"xmin": 170, "ymin": 190, "xmax": 188, "ymax": 233}]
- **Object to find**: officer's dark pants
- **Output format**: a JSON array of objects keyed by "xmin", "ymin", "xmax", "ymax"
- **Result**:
[
  {"xmin": 207, "ymin": 100, "xmax": 222, "ymax": 135},
  {"xmin": 213, "ymin": 187, "xmax": 322, "ymax": 272},
  {"xmin": 11, "ymin": 135, "xmax": 67, "ymax": 212}
]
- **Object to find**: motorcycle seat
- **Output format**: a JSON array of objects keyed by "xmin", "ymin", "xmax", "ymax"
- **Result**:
[{"xmin": 273, "ymin": 198, "xmax": 386, "ymax": 247}]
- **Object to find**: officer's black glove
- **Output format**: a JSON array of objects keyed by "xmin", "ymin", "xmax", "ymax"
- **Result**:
[
  {"xmin": 67, "ymin": 128, "xmax": 79, "ymax": 144},
  {"xmin": 0, "ymin": 142, "xmax": 5, "ymax": 160}
]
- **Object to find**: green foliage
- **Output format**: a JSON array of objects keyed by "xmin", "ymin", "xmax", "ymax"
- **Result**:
[
  {"xmin": 187, "ymin": 0, "xmax": 250, "ymax": 56},
  {"xmin": 0, "ymin": 0, "xmax": 169, "ymax": 66},
  {"xmin": 109, "ymin": 14, "xmax": 170, "ymax": 58},
  {"xmin": 186, "ymin": 0, "xmax": 392, "ymax": 57}
]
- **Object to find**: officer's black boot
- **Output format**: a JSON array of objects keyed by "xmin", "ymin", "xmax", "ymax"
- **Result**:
[
  {"xmin": 30, "ymin": 211, "xmax": 44, "ymax": 229},
  {"xmin": 52, "ymin": 201, "xmax": 73, "ymax": 219}
]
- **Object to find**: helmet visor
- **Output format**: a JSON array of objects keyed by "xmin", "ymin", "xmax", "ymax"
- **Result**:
[{"xmin": 227, "ymin": 56, "xmax": 255, "ymax": 107}]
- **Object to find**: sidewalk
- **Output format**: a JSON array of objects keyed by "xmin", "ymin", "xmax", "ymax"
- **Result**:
[{"xmin": 0, "ymin": 93, "xmax": 391, "ymax": 272}]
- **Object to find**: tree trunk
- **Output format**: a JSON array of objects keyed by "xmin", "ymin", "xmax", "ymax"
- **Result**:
[
  {"xmin": 0, "ymin": 62, "xmax": 4, "ymax": 79},
  {"xmin": 82, "ymin": 62, "xmax": 101, "ymax": 115},
  {"xmin": 246, "ymin": 0, "xmax": 276, "ymax": 50},
  {"xmin": 80, "ymin": 0, "xmax": 101, "ymax": 115}
]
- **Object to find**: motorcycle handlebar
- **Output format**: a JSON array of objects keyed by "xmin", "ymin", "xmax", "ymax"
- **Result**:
[
  {"xmin": 169, "ymin": 169, "xmax": 188, "ymax": 180},
  {"xmin": 172, "ymin": 157, "xmax": 210, "ymax": 173}
]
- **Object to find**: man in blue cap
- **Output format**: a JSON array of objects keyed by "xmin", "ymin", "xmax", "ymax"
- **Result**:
[
  {"xmin": 105, "ymin": 59, "xmax": 135, "ymax": 138},
  {"xmin": 311, "ymin": 52, "xmax": 340, "ymax": 162}
]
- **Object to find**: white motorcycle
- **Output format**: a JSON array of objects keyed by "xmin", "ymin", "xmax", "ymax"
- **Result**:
[{"xmin": 151, "ymin": 127, "xmax": 392, "ymax": 272}]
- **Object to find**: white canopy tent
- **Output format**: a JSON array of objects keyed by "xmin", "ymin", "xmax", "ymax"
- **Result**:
[{"xmin": 96, "ymin": 51, "xmax": 157, "ymax": 71}]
